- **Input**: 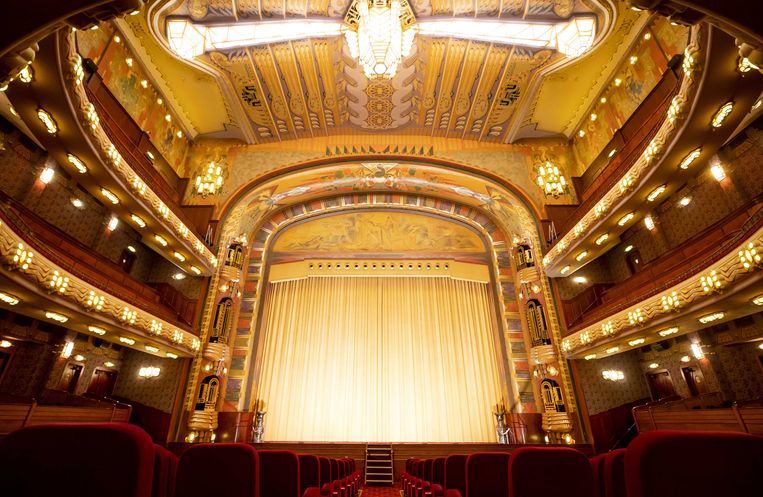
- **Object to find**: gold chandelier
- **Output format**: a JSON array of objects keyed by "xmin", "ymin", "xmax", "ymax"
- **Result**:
[
  {"xmin": 536, "ymin": 160, "xmax": 568, "ymax": 198},
  {"xmin": 344, "ymin": 0, "xmax": 416, "ymax": 79},
  {"xmin": 194, "ymin": 161, "xmax": 224, "ymax": 197}
]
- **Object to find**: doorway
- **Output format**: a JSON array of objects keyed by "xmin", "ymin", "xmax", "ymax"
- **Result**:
[
  {"xmin": 86, "ymin": 368, "xmax": 117, "ymax": 398},
  {"xmin": 647, "ymin": 370, "xmax": 677, "ymax": 400},
  {"xmin": 682, "ymin": 366, "xmax": 708, "ymax": 396},
  {"xmin": 626, "ymin": 250, "xmax": 644, "ymax": 275},
  {"xmin": 58, "ymin": 363, "xmax": 83, "ymax": 394}
]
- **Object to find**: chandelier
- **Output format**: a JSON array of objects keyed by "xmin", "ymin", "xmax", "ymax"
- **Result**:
[
  {"xmin": 194, "ymin": 161, "xmax": 225, "ymax": 197},
  {"xmin": 536, "ymin": 160, "xmax": 568, "ymax": 198},
  {"xmin": 344, "ymin": 0, "xmax": 416, "ymax": 79}
]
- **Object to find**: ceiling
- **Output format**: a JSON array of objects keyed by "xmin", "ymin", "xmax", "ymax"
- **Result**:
[{"xmin": 121, "ymin": 0, "xmax": 647, "ymax": 144}]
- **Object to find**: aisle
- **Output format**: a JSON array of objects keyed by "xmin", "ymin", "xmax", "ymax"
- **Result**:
[{"xmin": 360, "ymin": 483, "xmax": 401, "ymax": 497}]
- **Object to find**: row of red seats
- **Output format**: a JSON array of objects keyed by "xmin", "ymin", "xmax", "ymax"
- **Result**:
[
  {"xmin": 401, "ymin": 431, "xmax": 763, "ymax": 497},
  {"xmin": 0, "ymin": 423, "xmax": 361, "ymax": 497}
]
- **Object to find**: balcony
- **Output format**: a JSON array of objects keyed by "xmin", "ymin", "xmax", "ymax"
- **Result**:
[
  {"xmin": 561, "ymin": 196, "xmax": 763, "ymax": 334},
  {"xmin": 0, "ymin": 193, "xmax": 197, "ymax": 330}
]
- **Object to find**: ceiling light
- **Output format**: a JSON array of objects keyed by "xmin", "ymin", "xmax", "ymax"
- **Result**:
[
  {"xmin": 590, "ymin": 113, "xmax": 597, "ymax": 121},
  {"xmin": 575, "ymin": 251, "xmax": 587, "ymax": 261},
  {"xmin": 125, "ymin": 57, "xmax": 133, "ymax": 67},
  {"xmin": 698, "ymin": 312, "xmax": 724, "ymax": 324},
  {"xmin": 678, "ymin": 148, "xmax": 702, "ymax": 169},
  {"xmin": 164, "ymin": 113, "xmax": 171, "ymax": 122},
  {"xmin": 711, "ymin": 101, "xmax": 734, "ymax": 128},
  {"xmin": 156, "ymin": 98, "xmax": 163, "ymax": 105},
  {"xmin": 154, "ymin": 235, "xmax": 168, "ymax": 247},
  {"xmin": 88, "ymin": 325, "xmax": 106, "ymax": 335},
  {"xmin": 643, "ymin": 32, "xmax": 651, "ymax": 40},
  {"xmin": 644, "ymin": 215, "xmax": 655, "ymax": 230},
  {"xmin": 680, "ymin": 355, "xmax": 690, "ymax": 363},
  {"xmin": 119, "ymin": 337, "xmax": 136, "ymax": 345},
  {"xmin": 607, "ymin": 148, "xmax": 617, "ymax": 158},
  {"xmin": 166, "ymin": 352, "xmax": 178, "ymax": 359},
  {"xmin": 18, "ymin": 66, "xmax": 33, "ymax": 83},
  {"xmin": 600, "ymin": 97, "xmax": 607, "ymax": 104},
  {"xmin": 0, "ymin": 340, "xmax": 12, "ymax": 348},
  {"xmin": 753, "ymin": 99, "xmax": 762, "ymax": 111},
  {"xmin": 105, "ymin": 361, "xmax": 115, "ymax": 368},
  {"xmin": 605, "ymin": 346, "xmax": 619, "ymax": 354},
  {"xmin": 45, "ymin": 311, "xmax": 68, "ymax": 323},
  {"xmin": 647, "ymin": 185, "xmax": 666, "ymax": 202},
  {"xmin": 629, "ymin": 55, "xmax": 638, "ymax": 65},
  {"xmin": 658, "ymin": 327, "xmax": 679, "ymax": 337},
  {"xmin": 71, "ymin": 198, "xmax": 84, "ymax": 209},
  {"xmin": 130, "ymin": 9, "xmax": 140, "ymax": 15},
  {"xmin": 146, "ymin": 150, "xmax": 155, "ymax": 161},
  {"xmin": 107, "ymin": 215, "xmax": 119, "ymax": 231},
  {"xmin": 628, "ymin": 338, "xmax": 645, "ymax": 347},
  {"xmin": 127, "ymin": 245, "xmax": 136, "ymax": 253},
  {"xmin": 176, "ymin": 130, "xmax": 183, "ymax": 138},
  {"xmin": 536, "ymin": 160, "xmax": 568, "ymax": 198},
  {"xmin": 578, "ymin": 129, "xmax": 585, "ymax": 137},
  {"xmin": 131, "ymin": 214, "xmax": 146, "ymax": 228},
  {"xmin": 617, "ymin": 212, "xmax": 635, "ymax": 226},
  {"xmin": 584, "ymin": 354, "xmax": 597, "ymax": 360},
  {"xmin": 679, "ymin": 197, "xmax": 692, "ymax": 206},
  {"xmin": 573, "ymin": 276, "xmax": 587, "ymax": 284},
  {"xmin": 61, "ymin": 341, "xmax": 74, "ymax": 358},
  {"xmin": 66, "ymin": 154, "xmax": 87, "ymax": 174},
  {"xmin": 101, "ymin": 188, "xmax": 119, "ymax": 204},
  {"xmin": 759, "ymin": 343, "xmax": 763, "ymax": 350},
  {"xmin": 114, "ymin": 35, "xmax": 121, "ymax": 43},
  {"xmin": 595, "ymin": 233, "xmax": 609, "ymax": 245},
  {"xmin": 0, "ymin": 292, "xmax": 20, "ymax": 305},
  {"xmin": 624, "ymin": 245, "xmax": 634, "ymax": 253},
  {"xmin": 711, "ymin": 162, "xmax": 726, "ymax": 181},
  {"xmin": 9, "ymin": 105, "xmax": 18, "ymax": 116},
  {"xmin": 194, "ymin": 161, "xmax": 226, "ymax": 197},
  {"xmin": 39, "ymin": 167, "xmax": 54, "ymax": 184},
  {"xmin": 173, "ymin": 252, "xmax": 186, "ymax": 262},
  {"xmin": 648, "ymin": 363, "xmax": 658, "ymax": 369},
  {"xmin": 173, "ymin": 273, "xmax": 186, "ymax": 280},
  {"xmin": 614, "ymin": 78, "xmax": 622, "ymax": 86},
  {"xmin": 140, "ymin": 79, "xmax": 148, "ymax": 88},
  {"xmin": 74, "ymin": 354, "xmax": 86, "ymax": 361},
  {"xmin": 752, "ymin": 295, "xmax": 763, "ymax": 306},
  {"xmin": 145, "ymin": 345, "xmax": 160, "ymax": 353},
  {"xmin": 190, "ymin": 266, "xmax": 201, "ymax": 275},
  {"xmin": 37, "ymin": 108, "xmax": 57, "ymax": 134}
]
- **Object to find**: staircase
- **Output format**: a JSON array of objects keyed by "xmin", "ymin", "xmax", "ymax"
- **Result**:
[{"xmin": 365, "ymin": 444, "xmax": 394, "ymax": 486}]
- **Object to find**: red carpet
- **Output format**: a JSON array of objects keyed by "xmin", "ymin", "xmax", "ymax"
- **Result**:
[{"xmin": 361, "ymin": 484, "xmax": 400, "ymax": 497}]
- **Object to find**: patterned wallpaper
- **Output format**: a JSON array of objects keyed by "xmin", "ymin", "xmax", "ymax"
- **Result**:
[
  {"xmin": 112, "ymin": 348, "xmax": 185, "ymax": 413},
  {"xmin": 712, "ymin": 342, "xmax": 763, "ymax": 401},
  {"xmin": 574, "ymin": 349, "xmax": 651, "ymax": 415},
  {"xmin": 0, "ymin": 340, "xmax": 58, "ymax": 398},
  {"xmin": 44, "ymin": 332, "xmax": 123, "ymax": 396}
]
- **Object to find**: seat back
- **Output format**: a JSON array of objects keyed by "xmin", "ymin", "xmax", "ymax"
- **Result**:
[
  {"xmin": 432, "ymin": 458, "xmax": 446, "ymax": 487},
  {"xmin": 466, "ymin": 453, "xmax": 511, "ymax": 497},
  {"xmin": 330, "ymin": 459, "xmax": 339, "ymax": 481},
  {"xmin": 0, "ymin": 422, "xmax": 155, "ymax": 497},
  {"xmin": 625, "ymin": 430, "xmax": 763, "ymax": 497},
  {"xmin": 508, "ymin": 447, "xmax": 594, "ymax": 497},
  {"xmin": 444, "ymin": 455, "xmax": 468, "ymax": 497},
  {"xmin": 319, "ymin": 457, "xmax": 332, "ymax": 484},
  {"xmin": 423, "ymin": 459, "xmax": 434, "ymax": 483},
  {"xmin": 259, "ymin": 450, "xmax": 301, "ymax": 497},
  {"xmin": 603, "ymin": 449, "xmax": 626, "ymax": 497},
  {"xmin": 299, "ymin": 454, "xmax": 321, "ymax": 497},
  {"xmin": 175, "ymin": 443, "xmax": 259, "ymax": 497},
  {"xmin": 153, "ymin": 444, "xmax": 179, "ymax": 497},
  {"xmin": 589, "ymin": 454, "xmax": 606, "ymax": 497}
]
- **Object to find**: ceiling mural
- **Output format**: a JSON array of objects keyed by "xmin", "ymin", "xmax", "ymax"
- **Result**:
[{"xmin": 146, "ymin": 0, "xmax": 615, "ymax": 143}]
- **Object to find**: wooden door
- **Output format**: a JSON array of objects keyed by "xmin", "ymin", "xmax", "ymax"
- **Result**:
[
  {"xmin": 58, "ymin": 363, "xmax": 83, "ymax": 393},
  {"xmin": 647, "ymin": 371, "xmax": 677, "ymax": 400},
  {"xmin": 682, "ymin": 366, "xmax": 708, "ymax": 396},
  {"xmin": 86, "ymin": 368, "xmax": 117, "ymax": 398}
]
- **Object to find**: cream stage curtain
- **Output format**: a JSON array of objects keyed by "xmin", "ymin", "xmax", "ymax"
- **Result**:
[{"xmin": 253, "ymin": 276, "xmax": 506, "ymax": 442}]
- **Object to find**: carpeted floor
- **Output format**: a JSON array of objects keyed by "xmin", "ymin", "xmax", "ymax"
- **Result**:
[{"xmin": 360, "ymin": 484, "xmax": 401, "ymax": 497}]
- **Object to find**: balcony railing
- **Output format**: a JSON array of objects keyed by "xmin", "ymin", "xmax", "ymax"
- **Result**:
[
  {"xmin": 561, "ymin": 196, "xmax": 763, "ymax": 333},
  {"xmin": 0, "ymin": 193, "xmax": 197, "ymax": 330}
]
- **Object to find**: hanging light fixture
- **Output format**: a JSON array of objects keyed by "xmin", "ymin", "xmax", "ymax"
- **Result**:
[
  {"xmin": 194, "ymin": 161, "xmax": 225, "ymax": 197},
  {"xmin": 536, "ymin": 160, "xmax": 568, "ymax": 198},
  {"xmin": 344, "ymin": 0, "xmax": 416, "ymax": 79}
]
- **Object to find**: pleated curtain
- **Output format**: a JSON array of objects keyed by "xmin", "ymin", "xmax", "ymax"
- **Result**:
[{"xmin": 253, "ymin": 276, "xmax": 506, "ymax": 442}]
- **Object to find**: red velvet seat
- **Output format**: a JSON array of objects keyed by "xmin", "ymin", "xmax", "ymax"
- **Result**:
[
  {"xmin": 508, "ymin": 447, "xmax": 594, "ymax": 497},
  {"xmin": 0, "ymin": 422, "xmax": 155, "ymax": 497},
  {"xmin": 259, "ymin": 450, "xmax": 301, "ymax": 497},
  {"xmin": 299, "ymin": 454, "xmax": 321, "ymax": 497},
  {"xmin": 319, "ymin": 456, "xmax": 332, "ymax": 485},
  {"xmin": 432, "ymin": 457, "xmax": 446, "ymax": 487},
  {"xmin": 175, "ymin": 443, "xmax": 259, "ymax": 497},
  {"xmin": 589, "ymin": 453, "xmax": 606, "ymax": 497},
  {"xmin": 154, "ymin": 444, "xmax": 178, "ymax": 497},
  {"xmin": 444, "ymin": 455, "xmax": 467, "ymax": 497},
  {"xmin": 467, "ymin": 453, "xmax": 511, "ymax": 497},
  {"xmin": 330, "ymin": 459, "xmax": 340, "ymax": 484},
  {"xmin": 602, "ymin": 449, "xmax": 625, "ymax": 497},
  {"xmin": 625, "ymin": 430, "xmax": 763, "ymax": 497}
]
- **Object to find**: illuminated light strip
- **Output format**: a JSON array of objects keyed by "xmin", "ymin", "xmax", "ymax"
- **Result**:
[
  {"xmin": 679, "ymin": 148, "xmax": 702, "ymax": 169},
  {"xmin": 711, "ymin": 101, "xmax": 734, "ymax": 128},
  {"xmin": 617, "ymin": 212, "xmax": 635, "ymax": 226},
  {"xmin": 67, "ymin": 154, "xmax": 88, "ymax": 174},
  {"xmin": 647, "ymin": 185, "xmax": 666, "ymax": 202}
]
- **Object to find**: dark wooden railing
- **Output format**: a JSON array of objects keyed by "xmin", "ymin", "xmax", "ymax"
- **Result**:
[
  {"xmin": 561, "ymin": 283, "xmax": 614, "ymax": 329},
  {"xmin": 562, "ymin": 197, "xmax": 763, "ymax": 333},
  {"xmin": 0, "ymin": 396, "xmax": 132, "ymax": 435},
  {"xmin": 553, "ymin": 68, "xmax": 682, "ymax": 242},
  {"xmin": 0, "ymin": 194, "xmax": 196, "ymax": 332},
  {"xmin": 633, "ymin": 395, "xmax": 763, "ymax": 435}
]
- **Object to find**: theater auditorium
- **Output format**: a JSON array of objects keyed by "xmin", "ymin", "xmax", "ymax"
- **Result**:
[{"xmin": 0, "ymin": 0, "xmax": 762, "ymax": 495}]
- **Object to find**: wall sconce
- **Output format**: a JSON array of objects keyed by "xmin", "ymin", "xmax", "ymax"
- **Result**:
[
  {"xmin": 138, "ymin": 366, "xmax": 161, "ymax": 378},
  {"xmin": 602, "ymin": 369, "xmax": 625, "ymax": 381},
  {"xmin": 194, "ymin": 161, "xmax": 225, "ymax": 197},
  {"xmin": 0, "ymin": 340, "xmax": 12, "ymax": 348},
  {"xmin": 74, "ymin": 354, "xmax": 86, "ymax": 362},
  {"xmin": 61, "ymin": 341, "xmax": 74, "ymax": 358},
  {"xmin": 536, "ymin": 160, "xmax": 568, "ymax": 198},
  {"xmin": 691, "ymin": 342, "xmax": 705, "ymax": 360}
]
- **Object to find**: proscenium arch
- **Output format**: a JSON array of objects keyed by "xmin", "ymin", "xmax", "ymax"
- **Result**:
[{"xmin": 246, "ymin": 206, "xmax": 516, "ymax": 412}]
